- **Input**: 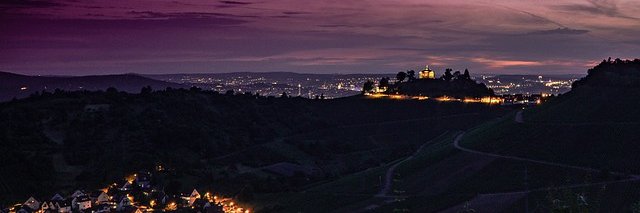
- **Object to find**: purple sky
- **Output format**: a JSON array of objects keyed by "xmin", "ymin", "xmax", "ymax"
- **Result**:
[{"xmin": 1, "ymin": 0, "xmax": 639, "ymax": 75}]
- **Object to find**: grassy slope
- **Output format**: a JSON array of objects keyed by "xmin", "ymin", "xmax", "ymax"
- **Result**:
[
  {"xmin": 462, "ymin": 87, "xmax": 640, "ymax": 174},
  {"xmin": 452, "ymin": 85, "xmax": 640, "ymax": 211},
  {"xmin": 254, "ymin": 129, "xmax": 603, "ymax": 212}
]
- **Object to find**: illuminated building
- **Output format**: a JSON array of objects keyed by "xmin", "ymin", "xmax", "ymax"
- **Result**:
[{"xmin": 419, "ymin": 65, "xmax": 436, "ymax": 79}]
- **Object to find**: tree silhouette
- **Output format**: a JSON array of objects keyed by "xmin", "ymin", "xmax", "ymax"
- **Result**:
[
  {"xmin": 362, "ymin": 80, "xmax": 375, "ymax": 94},
  {"xmin": 407, "ymin": 70, "xmax": 416, "ymax": 82},
  {"xmin": 280, "ymin": 92, "xmax": 288, "ymax": 98},
  {"xmin": 453, "ymin": 71, "xmax": 461, "ymax": 80},
  {"xmin": 379, "ymin": 77, "xmax": 390, "ymax": 89},
  {"xmin": 443, "ymin": 68, "xmax": 453, "ymax": 82},
  {"xmin": 396, "ymin": 72, "xmax": 407, "ymax": 83},
  {"xmin": 463, "ymin": 69, "xmax": 471, "ymax": 80},
  {"xmin": 140, "ymin": 86, "xmax": 152, "ymax": 95}
]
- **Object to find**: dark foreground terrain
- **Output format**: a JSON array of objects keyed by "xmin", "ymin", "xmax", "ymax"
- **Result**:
[{"xmin": 0, "ymin": 87, "xmax": 507, "ymax": 211}]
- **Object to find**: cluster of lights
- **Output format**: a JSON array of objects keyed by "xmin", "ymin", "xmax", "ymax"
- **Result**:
[
  {"xmin": 365, "ymin": 93, "xmax": 503, "ymax": 105},
  {"xmin": 204, "ymin": 193, "xmax": 250, "ymax": 213},
  {"xmin": 8, "ymin": 170, "xmax": 252, "ymax": 213}
]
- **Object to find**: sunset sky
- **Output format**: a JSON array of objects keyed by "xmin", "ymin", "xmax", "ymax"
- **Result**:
[{"xmin": 1, "ymin": 0, "xmax": 639, "ymax": 75}]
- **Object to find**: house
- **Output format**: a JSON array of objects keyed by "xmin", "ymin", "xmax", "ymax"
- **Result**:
[
  {"xmin": 40, "ymin": 201, "xmax": 57, "ymax": 212},
  {"xmin": 87, "ymin": 204, "xmax": 111, "ymax": 213},
  {"xmin": 72, "ymin": 195, "xmax": 92, "ymax": 210},
  {"xmin": 119, "ymin": 181, "xmax": 133, "ymax": 191},
  {"xmin": 16, "ymin": 206, "xmax": 34, "ymax": 213},
  {"xmin": 192, "ymin": 199, "xmax": 208, "ymax": 209},
  {"xmin": 22, "ymin": 197, "xmax": 40, "ymax": 210},
  {"xmin": 94, "ymin": 192, "xmax": 111, "ymax": 205},
  {"xmin": 71, "ymin": 190, "xmax": 86, "ymax": 198},
  {"xmin": 116, "ymin": 196, "xmax": 132, "ymax": 211},
  {"xmin": 183, "ymin": 189, "xmax": 201, "ymax": 206},
  {"xmin": 50, "ymin": 194, "xmax": 65, "ymax": 201},
  {"xmin": 135, "ymin": 172, "xmax": 151, "ymax": 189},
  {"xmin": 55, "ymin": 199, "xmax": 72, "ymax": 213},
  {"xmin": 117, "ymin": 206, "xmax": 142, "ymax": 213}
]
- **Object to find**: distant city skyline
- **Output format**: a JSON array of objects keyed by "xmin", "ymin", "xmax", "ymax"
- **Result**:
[{"xmin": 2, "ymin": 0, "xmax": 640, "ymax": 75}]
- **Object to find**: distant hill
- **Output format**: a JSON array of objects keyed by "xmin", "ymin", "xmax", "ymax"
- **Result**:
[{"xmin": 0, "ymin": 71, "xmax": 186, "ymax": 101}]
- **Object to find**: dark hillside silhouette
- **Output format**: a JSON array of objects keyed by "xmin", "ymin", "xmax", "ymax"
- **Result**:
[
  {"xmin": 572, "ymin": 58, "xmax": 640, "ymax": 88},
  {"xmin": 0, "ymin": 88, "xmax": 506, "ymax": 205},
  {"xmin": 0, "ymin": 71, "xmax": 186, "ymax": 101}
]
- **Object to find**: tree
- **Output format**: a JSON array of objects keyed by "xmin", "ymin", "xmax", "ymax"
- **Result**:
[
  {"xmin": 140, "ymin": 86, "xmax": 152, "ymax": 95},
  {"xmin": 443, "ymin": 68, "xmax": 453, "ymax": 82},
  {"xmin": 106, "ymin": 87, "xmax": 118, "ymax": 93},
  {"xmin": 463, "ymin": 69, "xmax": 471, "ymax": 80},
  {"xmin": 362, "ymin": 80, "xmax": 375, "ymax": 94},
  {"xmin": 396, "ymin": 71, "xmax": 407, "ymax": 83},
  {"xmin": 453, "ymin": 71, "xmax": 461, "ymax": 80},
  {"xmin": 280, "ymin": 92, "xmax": 288, "ymax": 98},
  {"xmin": 189, "ymin": 86, "xmax": 202, "ymax": 92},
  {"xmin": 379, "ymin": 77, "xmax": 390, "ymax": 89},
  {"xmin": 407, "ymin": 70, "xmax": 416, "ymax": 82}
]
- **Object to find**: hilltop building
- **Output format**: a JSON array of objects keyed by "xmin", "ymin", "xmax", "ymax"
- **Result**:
[{"xmin": 419, "ymin": 65, "xmax": 436, "ymax": 79}]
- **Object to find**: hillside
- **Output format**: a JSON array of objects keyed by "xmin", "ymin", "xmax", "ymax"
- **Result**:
[
  {"xmin": 0, "ymin": 88, "xmax": 507, "ymax": 207},
  {"xmin": 462, "ymin": 59, "xmax": 640, "ymax": 172},
  {"xmin": 452, "ymin": 59, "xmax": 640, "ymax": 211},
  {"xmin": 0, "ymin": 71, "xmax": 186, "ymax": 101}
]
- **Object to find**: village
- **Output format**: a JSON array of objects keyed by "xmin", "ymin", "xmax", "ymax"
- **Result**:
[{"xmin": 0, "ymin": 168, "xmax": 250, "ymax": 213}]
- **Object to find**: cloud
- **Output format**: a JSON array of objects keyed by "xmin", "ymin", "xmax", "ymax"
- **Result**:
[
  {"xmin": 471, "ymin": 58, "xmax": 543, "ymax": 68},
  {"xmin": 128, "ymin": 11, "xmax": 257, "ymax": 19},
  {"xmin": 0, "ymin": 0, "xmax": 65, "ymax": 8},
  {"xmin": 282, "ymin": 11, "xmax": 311, "ymax": 15},
  {"xmin": 527, "ymin": 27, "xmax": 589, "ymax": 35},
  {"xmin": 553, "ymin": 0, "xmax": 639, "ymax": 20},
  {"xmin": 219, "ymin": 1, "xmax": 252, "ymax": 5}
]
